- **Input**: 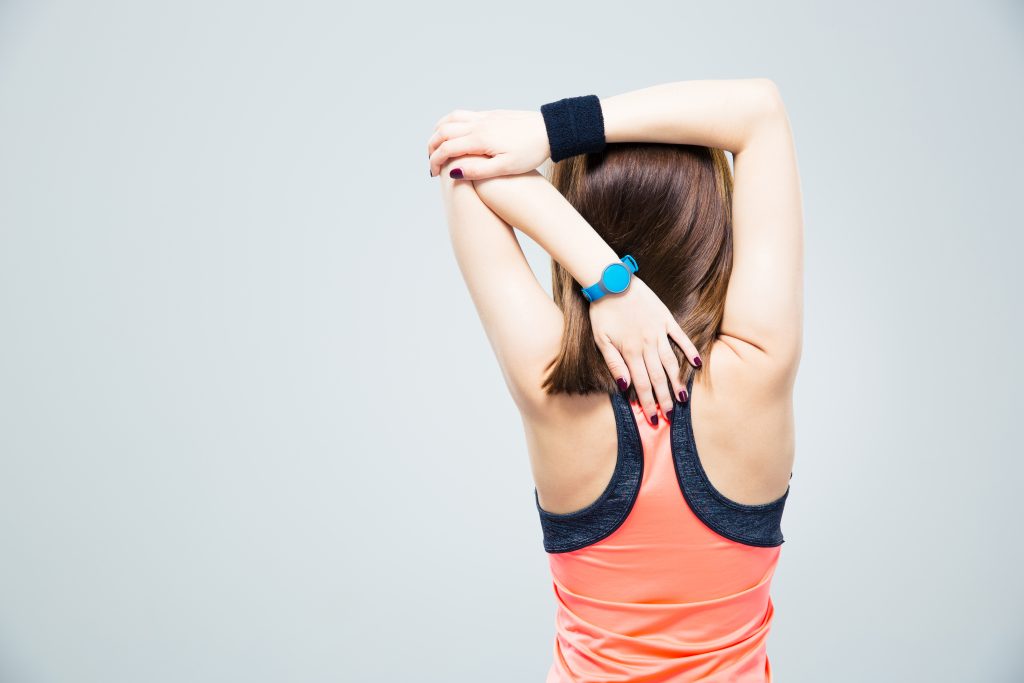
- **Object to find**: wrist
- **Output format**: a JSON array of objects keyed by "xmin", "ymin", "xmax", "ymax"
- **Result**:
[
  {"xmin": 579, "ymin": 254, "xmax": 639, "ymax": 303},
  {"xmin": 528, "ymin": 111, "xmax": 552, "ymax": 163},
  {"xmin": 539, "ymin": 94, "xmax": 607, "ymax": 162},
  {"xmin": 598, "ymin": 96, "xmax": 626, "ymax": 144}
]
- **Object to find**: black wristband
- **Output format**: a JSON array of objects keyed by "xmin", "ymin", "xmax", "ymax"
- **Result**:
[{"xmin": 540, "ymin": 94, "xmax": 606, "ymax": 162}]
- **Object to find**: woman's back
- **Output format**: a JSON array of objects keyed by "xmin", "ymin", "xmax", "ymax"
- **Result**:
[
  {"xmin": 527, "ymin": 343, "xmax": 794, "ymax": 682},
  {"xmin": 431, "ymin": 77, "xmax": 803, "ymax": 681},
  {"xmin": 529, "ymin": 337, "xmax": 795, "ymax": 518}
]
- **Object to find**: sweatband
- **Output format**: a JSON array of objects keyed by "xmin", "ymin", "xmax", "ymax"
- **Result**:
[{"xmin": 540, "ymin": 94, "xmax": 607, "ymax": 162}]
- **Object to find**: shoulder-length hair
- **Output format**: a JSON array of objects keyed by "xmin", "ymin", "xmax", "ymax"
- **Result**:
[{"xmin": 541, "ymin": 142, "xmax": 734, "ymax": 401}]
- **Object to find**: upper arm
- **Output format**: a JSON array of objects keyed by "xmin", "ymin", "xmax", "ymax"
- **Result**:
[
  {"xmin": 719, "ymin": 80, "xmax": 804, "ymax": 384},
  {"xmin": 438, "ymin": 172, "xmax": 564, "ymax": 413}
]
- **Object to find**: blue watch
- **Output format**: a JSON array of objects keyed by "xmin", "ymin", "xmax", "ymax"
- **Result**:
[{"xmin": 581, "ymin": 255, "xmax": 639, "ymax": 302}]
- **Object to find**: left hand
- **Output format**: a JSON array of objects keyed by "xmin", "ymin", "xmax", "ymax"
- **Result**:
[
  {"xmin": 427, "ymin": 109, "xmax": 550, "ymax": 179},
  {"xmin": 589, "ymin": 277, "xmax": 702, "ymax": 425}
]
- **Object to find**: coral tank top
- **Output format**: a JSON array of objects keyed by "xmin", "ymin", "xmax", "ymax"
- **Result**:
[{"xmin": 534, "ymin": 373, "xmax": 791, "ymax": 682}]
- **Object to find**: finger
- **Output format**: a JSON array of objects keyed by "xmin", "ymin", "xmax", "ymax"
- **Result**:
[
  {"xmin": 430, "ymin": 135, "xmax": 489, "ymax": 177},
  {"xmin": 658, "ymin": 334, "xmax": 688, "ymax": 405},
  {"xmin": 431, "ymin": 108, "xmax": 479, "ymax": 132},
  {"xmin": 622, "ymin": 344, "xmax": 658, "ymax": 426},
  {"xmin": 452, "ymin": 155, "xmax": 514, "ymax": 180},
  {"xmin": 643, "ymin": 340, "xmax": 674, "ymax": 423},
  {"xmin": 595, "ymin": 334, "xmax": 631, "ymax": 392},
  {"xmin": 666, "ymin": 318, "xmax": 703, "ymax": 369},
  {"xmin": 427, "ymin": 121, "xmax": 473, "ymax": 162}
]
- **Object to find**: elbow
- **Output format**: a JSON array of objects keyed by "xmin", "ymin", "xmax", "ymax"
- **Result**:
[
  {"xmin": 733, "ymin": 79, "xmax": 787, "ymax": 151},
  {"xmin": 750, "ymin": 78, "xmax": 786, "ymax": 120}
]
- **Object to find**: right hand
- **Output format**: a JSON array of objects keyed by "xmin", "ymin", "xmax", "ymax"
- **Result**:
[
  {"xmin": 588, "ymin": 277, "xmax": 702, "ymax": 426},
  {"xmin": 427, "ymin": 109, "xmax": 550, "ymax": 180}
]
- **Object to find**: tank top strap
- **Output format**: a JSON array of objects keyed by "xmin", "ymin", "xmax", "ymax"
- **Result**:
[
  {"xmin": 669, "ymin": 372, "xmax": 789, "ymax": 547},
  {"xmin": 533, "ymin": 390, "xmax": 644, "ymax": 553}
]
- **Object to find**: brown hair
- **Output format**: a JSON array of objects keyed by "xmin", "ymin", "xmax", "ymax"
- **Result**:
[{"xmin": 540, "ymin": 142, "xmax": 735, "ymax": 401}]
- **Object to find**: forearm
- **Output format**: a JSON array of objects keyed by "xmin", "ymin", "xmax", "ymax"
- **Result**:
[
  {"xmin": 465, "ymin": 79, "xmax": 784, "ymax": 286},
  {"xmin": 601, "ymin": 78, "xmax": 785, "ymax": 153},
  {"xmin": 472, "ymin": 171, "xmax": 619, "ymax": 289}
]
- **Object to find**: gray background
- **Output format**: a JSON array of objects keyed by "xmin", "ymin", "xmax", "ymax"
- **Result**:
[{"xmin": 1, "ymin": 1, "xmax": 1021, "ymax": 681}]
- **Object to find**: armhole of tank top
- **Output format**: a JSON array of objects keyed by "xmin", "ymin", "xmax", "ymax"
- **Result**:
[
  {"xmin": 670, "ymin": 372, "xmax": 790, "ymax": 548},
  {"xmin": 534, "ymin": 391, "xmax": 644, "ymax": 554}
]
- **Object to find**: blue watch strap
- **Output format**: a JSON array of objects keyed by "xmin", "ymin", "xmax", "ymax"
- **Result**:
[
  {"xmin": 582, "ymin": 255, "xmax": 639, "ymax": 302},
  {"xmin": 581, "ymin": 281, "xmax": 604, "ymax": 302}
]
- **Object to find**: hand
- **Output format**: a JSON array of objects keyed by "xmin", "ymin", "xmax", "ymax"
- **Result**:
[
  {"xmin": 427, "ymin": 109, "xmax": 550, "ymax": 179},
  {"xmin": 589, "ymin": 277, "xmax": 702, "ymax": 425}
]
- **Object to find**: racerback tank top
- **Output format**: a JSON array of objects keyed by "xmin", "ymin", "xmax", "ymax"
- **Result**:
[{"xmin": 534, "ymin": 372, "xmax": 791, "ymax": 682}]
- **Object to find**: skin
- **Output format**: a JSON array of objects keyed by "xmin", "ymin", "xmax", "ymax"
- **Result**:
[
  {"xmin": 429, "ymin": 79, "xmax": 803, "ymax": 511},
  {"xmin": 457, "ymin": 168, "xmax": 700, "ymax": 424}
]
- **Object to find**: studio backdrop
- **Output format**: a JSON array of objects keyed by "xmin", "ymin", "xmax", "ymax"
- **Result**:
[{"xmin": 0, "ymin": 1, "xmax": 1021, "ymax": 682}]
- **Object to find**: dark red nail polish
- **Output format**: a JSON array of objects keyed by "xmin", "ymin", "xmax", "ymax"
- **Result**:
[
  {"xmin": 678, "ymin": 389, "xmax": 688, "ymax": 403},
  {"xmin": 650, "ymin": 414, "xmax": 658, "ymax": 426},
  {"xmin": 693, "ymin": 356, "xmax": 702, "ymax": 368},
  {"xmin": 450, "ymin": 168, "xmax": 464, "ymax": 179},
  {"xmin": 616, "ymin": 377, "xmax": 628, "ymax": 391}
]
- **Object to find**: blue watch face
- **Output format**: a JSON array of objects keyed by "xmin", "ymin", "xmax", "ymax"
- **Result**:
[{"xmin": 602, "ymin": 263, "xmax": 631, "ymax": 293}]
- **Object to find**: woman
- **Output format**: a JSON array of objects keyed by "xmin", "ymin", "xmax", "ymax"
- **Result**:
[{"xmin": 427, "ymin": 78, "xmax": 803, "ymax": 682}]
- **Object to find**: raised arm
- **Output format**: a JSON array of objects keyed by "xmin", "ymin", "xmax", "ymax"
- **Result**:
[
  {"xmin": 441, "ymin": 166, "xmax": 701, "ymax": 424},
  {"xmin": 600, "ymin": 79, "xmax": 804, "ymax": 371},
  {"xmin": 429, "ymin": 78, "xmax": 802, "ymax": 418},
  {"xmin": 600, "ymin": 78, "xmax": 785, "ymax": 152}
]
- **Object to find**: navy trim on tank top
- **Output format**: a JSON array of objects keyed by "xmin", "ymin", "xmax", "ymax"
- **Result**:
[
  {"xmin": 535, "ymin": 372, "xmax": 790, "ymax": 553},
  {"xmin": 533, "ymin": 387, "xmax": 644, "ymax": 554},
  {"xmin": 670, "ymin": 373, "xmax": 789, "ymax": 548}
]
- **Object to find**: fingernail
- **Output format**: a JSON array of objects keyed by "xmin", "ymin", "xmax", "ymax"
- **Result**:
[
  {"xmin": 450, "ymin": 168, "xmax": 464, "ymax": 179},
  {"xmin": 616, "ymin": 377, "xmax": 628, "ymax": 391},
  {"xmin": 678, "ymin": 389, "xmax": 688, "ymax": 403},
  {"xmin": 693, "ymin": 356, "xmax": 702, "ymax": 368},
  {"xmin": 650, "ymin": 414, "xmax": 658, "ymax": 426},
  {"xmin": 665, "ymin": 411, "xmax": 672, "ymax": 425},
  {"xmin": 429, "ymin": 168, "xmax": 433, "ymax": 177}
]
